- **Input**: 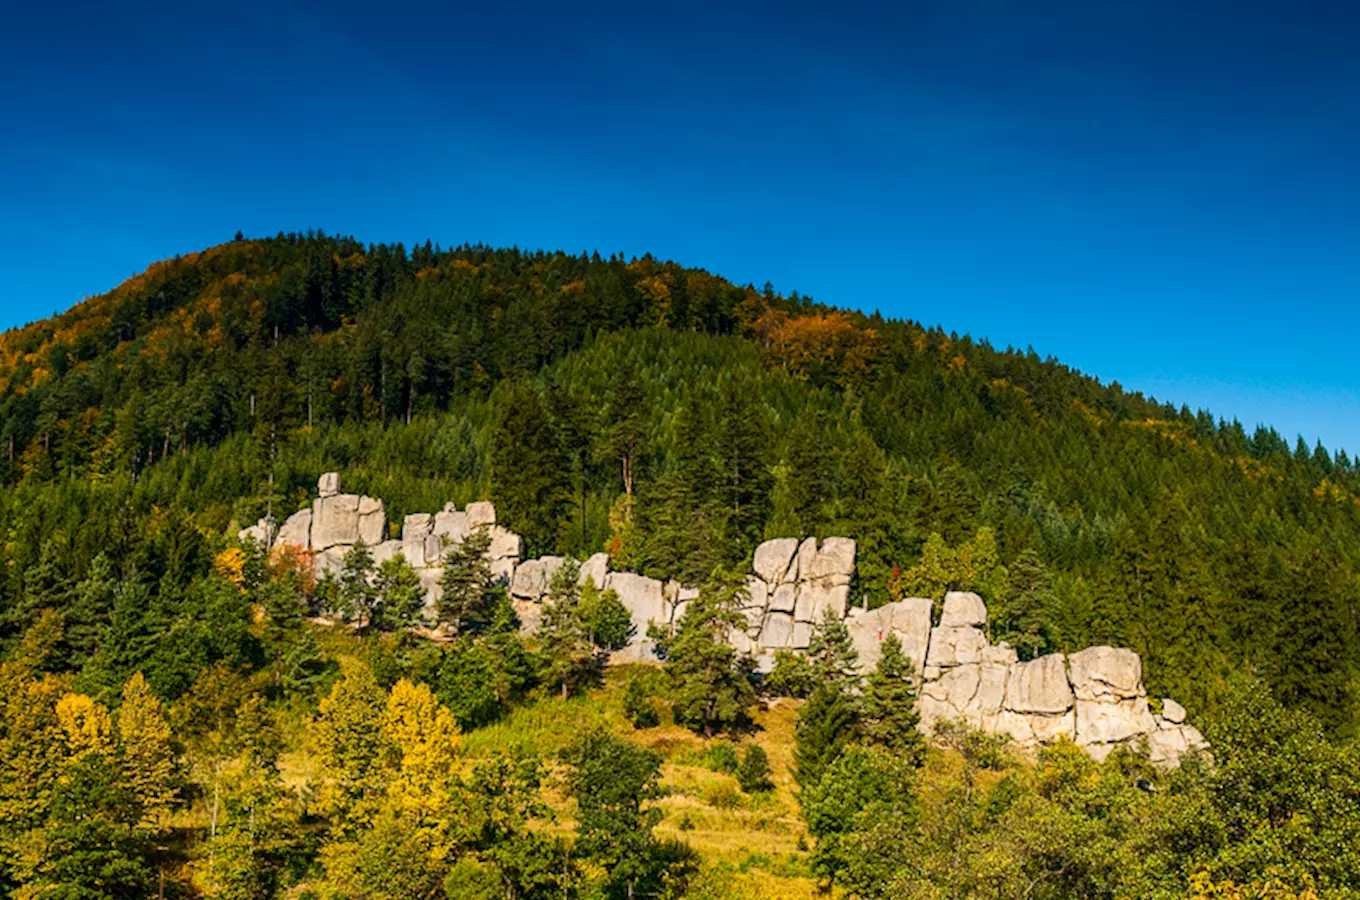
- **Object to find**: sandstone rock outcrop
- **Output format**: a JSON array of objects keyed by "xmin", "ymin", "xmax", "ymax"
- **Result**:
[{"xmin": 236, "ymin": 480, "xmax": 1205, "ymax": 767}]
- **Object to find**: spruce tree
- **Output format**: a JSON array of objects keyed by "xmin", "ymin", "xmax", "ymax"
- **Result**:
[
  {"xmin": 438, "ymin": 530, "xmax": 494, "ymax": 634},
  {"xmin": 861, "ymin": 634, "xmax": 924, "ymax": 764},
  {"xmin": 664, "ymin": 570, "xmax": 756, "ymax": 738}
]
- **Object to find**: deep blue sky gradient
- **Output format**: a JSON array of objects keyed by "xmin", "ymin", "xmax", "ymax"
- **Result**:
[{"xmin": 2, "ymin": 0, "xmax": 1356, "ymax": 451}]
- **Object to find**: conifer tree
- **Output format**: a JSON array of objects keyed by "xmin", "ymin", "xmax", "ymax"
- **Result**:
[
  {"xmin": 861, "ymin": 635, "xmax": 924, "ymax": 763},
  {"xmin": 372, "ymin": 554, "xmax": 425, "ymax": 632},
  {"xmin": 438, "ymin": 529, "xmax": 494, "ymax": 634},
  {"xmin": 538, "ymin": 559, "xmax": 594, "ymax": 699},
  {"xmin": 664, "ymin": 570, "xmax": 756, "ymax": 738}
]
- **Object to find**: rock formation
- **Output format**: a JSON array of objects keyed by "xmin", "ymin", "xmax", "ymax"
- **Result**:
[{"xmin": 239, "ymin": 476, "xmax": 1207, "ymax": 767}]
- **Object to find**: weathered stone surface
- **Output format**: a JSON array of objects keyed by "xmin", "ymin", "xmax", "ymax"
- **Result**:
[
  {"xmin": 792, "ymin": 620, "xmax": 814, "ymax": 649},
  {"xmin": 769, "ymin": 583, "xmax": 797, "ymax": 614},
  {"xmin": 276, "ymin": 509, "xmax": 311, "ymax": 548},
  {"xmin": 754, "ymin": 538, "xmax": 799, "ymax": 584},
  {"xmin": 921, "ymin": 662, "xmax": 1006, "ymax": 731},
  {"xmin": 423, "ymin": 535, "xmax": 447, "ymax": 568},
  {"xmin": 510, "ymin": 556, "xmax": 565, "ymax": 601},
  {"xmin": 744, "ymin": 576, "xmax": 769, "ymax": 611},
  {"xmin": 371, "ymin": 539, "xmax": 403, "ymax": 566},
  {"xmin": 808, "ymin": 537, "xmax": 856, "ymax": 585},
  {"xmin": 311, "ymin": 495, "xmax": 361, "ymax": 551},
  {"xmin": 318, "ymin": 471, "xmax": 340, "ymax": 497},
  {"xmin": 940, "ymin": 591, "xmax": 988, "ymax": 628},
  {"xmin": 993, "ymin": 709, "xmax": 1076, "ymax": 744},
  {"xmin": 417, "ymin": 568, "xmax": 442, "ymax": 607},
  {"xmin": 487, "ymin": 525, "xmax": 523, "ymax": 560},
  {"xmin": 432, "ymin": 509, "xmax": 469, "ymax": 544},
  {"xmin": 794, "ymin": 581, "xmax": 849, "ymax": 623},
  {"xmin": 489, "ymin": 557, "xmax": 517, "ymax": 583},
  {"xmin": 1075, "ymin": 697, "xmax": 1157, "ymax": 746},
  {"xmin": 315, "ymin": 545, "xmax": 347, "ymax": 575},
  {"xmin": 760, "ymin": 611, "xmax": 794, "ymax": 649},
  {"xmin": 1161, "ymin": 698, "xmax": 1187, "ymax": 724},
  {"xmin": 847, "ymin": 597, "xmax": 932, "ymax": 677},
  {"xmin": 579, "ymin": 552, "xmax": 609, "ymax": 588},
  {"xmin": 727, "ymin": 627, "xmax": 755, "ymax": 656},
  {"xmin": 924, "ymin": 626, "xmax": 989, "ymax": 668},
  {"xmin": 239, "ymin": 517, "xmax": 271, "ymax": 545},
  {"xmin": 1004, "ymin": 654, "xmax": 1073, "ymax": 715},
  {"xmin": 357, "ymin": 496, "xmax": 385, "ymax": 546},
  {"xmin": 606, "ymin": 573, "xmax": 668, "ymax": 639},
  {"xmin": 796, "ymin": 537, "xmax": 818, "ymax": 584},
  {"xmin": 401, "ymin": 514, "xmax": 433, "ymax": 566},
  {"xmin": 1068, "ymin": 646, "xmax": 1144, "ymax": 701},
  {"xmin": 466, "ymin": 501, "xmax": 496, "ymax": 529},
  {"xmin": 983, "ymin": 643, "xmax": 1019, "ymax": 666}
]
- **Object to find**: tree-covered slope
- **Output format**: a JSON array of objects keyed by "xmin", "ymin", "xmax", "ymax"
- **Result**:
[{"xmin": 1, "ymin": 232, "xmax": 1357, "ymax": 730}]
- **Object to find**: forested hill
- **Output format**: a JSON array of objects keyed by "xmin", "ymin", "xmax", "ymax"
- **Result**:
[{"xmin": 1, "ymin": 232, "xmax": 1357, "ymax": 731}]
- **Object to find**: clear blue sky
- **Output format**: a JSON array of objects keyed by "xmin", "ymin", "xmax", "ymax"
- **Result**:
[{"xmin": 2, "ymin": 0, "xmax": 1356, "ymax": 452}]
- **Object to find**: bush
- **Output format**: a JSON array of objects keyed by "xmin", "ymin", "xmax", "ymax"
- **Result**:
[
  {"xmin": 763, "ymin": 649, "xmax": 815, "ymax": 698},
  {"xmin": 623, "ymin": 676, "xmax": 660, "ymax": 728},
  {"xmin": 737, "ymin": 744, "xmax": 773, "ymax": 793}
]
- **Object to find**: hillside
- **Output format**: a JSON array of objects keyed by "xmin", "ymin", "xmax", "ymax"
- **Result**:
[
  {"xmin": 2, "ymin": 232, "xmax": 1356, "ymax": 728},
  {"xmin": 2, "ymin": 233, "xmax": 1359, "ymax": 899}
]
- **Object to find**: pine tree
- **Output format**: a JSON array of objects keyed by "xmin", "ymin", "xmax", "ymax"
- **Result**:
[
  {"xmin": 861, "ymin": 634, "xmax": 924, "ymax": 763},
  {"xmin": 794, "ymin": 681, "xmax": 859, "ymax": 790},
  {"xmin": 538, "ymin": 559, "xmax": 594, "ymax": 699},
  {"xmin": 664, "ymin": 570, "xmax": 756, "ymax": 738},
  {"xmin": 337, "ymin": 540, "xmax": 376, "ymax": 626},
  {"xmin": 807, "ymin": 607, "xmax": 859, "ymax": 683},
  {"xmin": 438, "ymin": 529, "xmax": 494, "ymax": 634},
  {"xmin": 372, "ymin": 554, "xmax": 425, "ymax": 632},
  {"xmin": 490, "ymin": 382, "xmax": 569, "ymax": 554}
]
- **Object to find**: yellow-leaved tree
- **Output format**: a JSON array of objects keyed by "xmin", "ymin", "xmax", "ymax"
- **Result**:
[
  {"xmin": 308, "ymin": 659, "xmax": 389, "ymax": 829},
  {"xmin": 55, "ymin": 692, "xmax": 114, "ymax": 759},
  {"xmin": 381, "ymin": 678, "xmax": 462, "ymax": 844},
  {"xmin": 116, "ymin": 672, "xmax": 177, "ymax": 825}
]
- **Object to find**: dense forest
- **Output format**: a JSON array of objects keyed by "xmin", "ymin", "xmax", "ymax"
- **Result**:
[{"xmin": 0, "ymin": 233, "xmax": 1357, "ymax": 898}]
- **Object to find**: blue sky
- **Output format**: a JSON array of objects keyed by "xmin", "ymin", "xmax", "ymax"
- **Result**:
[{"xmin": 2, "ymin": 0, "xmax": 1356, "ymax": 452}]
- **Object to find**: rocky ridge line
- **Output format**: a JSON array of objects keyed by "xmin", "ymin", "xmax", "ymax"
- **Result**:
[{"xmin": 241, "ymin": 473, "xmax": 1207, "ymax": 767}]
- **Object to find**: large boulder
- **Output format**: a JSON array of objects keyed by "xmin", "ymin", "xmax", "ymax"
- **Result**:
[
  {"xmin": 1067, "ymin": 646, "xmax": 1144, "ymax": 701},
  {"xmin": 606, "ymin": 572, "xmax": 668, "ymax": 641},
  {"xmin": 579, "ymin": 552, "xmax": 610, "ymax": 589},
  {"xmin": 993, "ymin": 709, "xmax": 1076, "ymax": 744},
  {"xmin": 432, "ymin": 509, "xmax": 469, "ymax": 544},
  {"xmin": 795, "ymin": 537, "xmax": 818, "ymax": 584},
  {"xmin": 510, "ymin": 556, "xmax": 565, "ymax": 601},
  {"xmin": 238, "ymin": 517, "xmax": 271, "ymax": 546},
  {"xmin": 753, "ymin": 538, "xmax": 799, "ymax": 584},
  {"xmin": 744, "ymin": 576, "xmax": 769, "ymax": 611},
  {"xmin": 769, "ymin": 582, "xmax": 797, "ymax": 614},
  {"xmin": 371, "ymin": 539, "xmax": 403, "ymax": 566},
  {"xmin": 919, "ymin": 661, "xmax": 1007, "ymax": 732},
  {"xmin": 275, "ymin": 509, "xmax": 311, "ymax": 549},
  {"xmin": 1004, "ymin": 654, "xmax": 1074, "ymax": 715},
  {"xmin": 311, "ymin": 495, "xmax": 361, "ymax": 551},
  {"xmin": 318, "ymin": 471, "xmax": 340, "ymax": 497},
  {"xmin": 846, "ymin": 597, "xmax": 932, "ymax": 677},
  {"xmin": 1075, "ymin": 697, "xmax": 1157, "ymax": 746},
  {"xmin": 924, "ymin": 625, "xmax": 989, "ymax": 668},
  {"xmin": 794, "ymin": 581, "xmax": 849, "ymax": 623},
  {"xmin": 487, "ymin": 525, "xmax": 523, "ymax": 561},
  {"xmin": 466, "ymin": 501, "xmax": 496, "ymax": 529},
  {"xmin": 939, "ymin": 591, "xmax": 988, "ymax": 628},
  {"xmin": 807, "ymin": 537, "xmax": 856, "ymax": 586},
  {"xmin": 1161, "ymin": 698, "xmax": 1187, "ymax": 724},
  {"xmin": 760, "ymin": 611, "xmax": 795, "ymax": 649},
  {"xmin": 357, "ymin": 496, "xmax": 386, "ymax": 545},
  {"xmin": 401, "ymin": 513, "xmax": 434, "ymax": 566}
]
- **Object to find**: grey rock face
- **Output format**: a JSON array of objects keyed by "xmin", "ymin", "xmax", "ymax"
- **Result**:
[
  {"xmin": 939, "ymin": 591, "xmax": 988, "ymax": 628},
  {"xmin": 605, "ymin": 572, "xmax": 668, "ymax": 645},
  {"xmin": 1068, "ymin": 646, "xmax": 1144, "ymax": 701},
  {"xmin": 1004, "ymin": 654, "xmax": 1073, "ymax": 715},
  {"xmin": 1161, "ymin": 698, "xmax": 1187, "ymax": 724},
  {"xmin": 579, "ymin": 552, "xmax": 610, "ymax": 589},
  {"xmin": 795, "ymin": 581, "xmax": 849, "ymax": 623},
  {"xmin": 510, "ymin": 556, "xmax": 566, "ymax": 601},
  {"xmin": 432, "ymin": 509, "xmax": 469, "ymax": 544},
  {"xmin": 466, "ymin": 500, "xmax": 496, "ymax": 529},
  {"xmin": 846, "ymin": 597, "xmax": 932, "ymax": 677},
  {"xmin": 760, "ymin": 611, "xmax": 795, "ymax": 649},
  {"xmin": 357, "ymin": 496, "xmax": 386, "ymax": 545},
  {"xmin": 753, "ymin": 538, "xmax": 799, "ymax": 584},
  {"xmin": 924, "ymin": 625, "xmax": 989, "ymax": 668},
  {"xmin": 311, "ymin": 495, "xmax": 361, "ymax": 551},
  {"xmin": 318, "ymin": 471, "xmax": 340, "ymax": 497},
  {"xmin": 808, "ymin": 537, "xmax": 856, "ymax": 585},
  {"xmin": 276, "ymin": 509, "xmax": 312, "ymax": 548},
  {"xmin": 769, "ymin": 583, "xmax": 797, "ymax": 614}
]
